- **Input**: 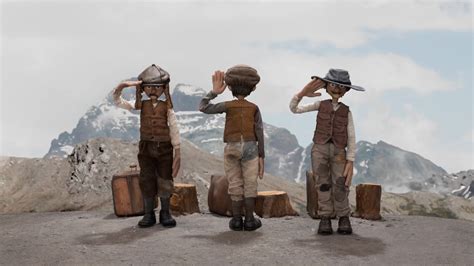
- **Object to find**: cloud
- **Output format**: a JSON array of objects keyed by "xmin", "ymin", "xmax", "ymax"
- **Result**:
[
  {"xmin": 0, "ymin": 0, "xmax": 470, "ymax": 161},
  {"xmin": 357, "ymin": 102, "xmax": 473, "ymax": 172}
]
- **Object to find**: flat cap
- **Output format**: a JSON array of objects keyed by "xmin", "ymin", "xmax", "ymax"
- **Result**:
[
  {"xmin": 138, "ymin": 64, "xmax": 170, "ymax": 86},
  {"xmin": 224, "ymin": 64, "xmax": 260, "ymax": 88}
]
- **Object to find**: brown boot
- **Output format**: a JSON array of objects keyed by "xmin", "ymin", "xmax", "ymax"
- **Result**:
[
  {"xmin": 229, "ymin": 200, "xmax": 243, "ymax": 231},
  {"xmin": 243, "ymin": 197, "xmax": 262, "ymax": 231},
  {"xmin": 138, "ymin": 197, "xmax": 156, "ymax": 228},
  {"xmin": 317, "ymin": 217, "xmax": 333, "ymax": 235},
  {"xmin": 337, "ymin": 216, "xmax": 352, "ymax": 234},
  {"xmin": 159, "ymin": 197, "xmax": 176, "ymax": 228}
]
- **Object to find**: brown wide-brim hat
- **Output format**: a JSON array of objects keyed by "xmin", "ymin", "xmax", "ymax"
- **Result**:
[
  {"xmin": 138, "ymin": 64, "xmax": 170, "ymax": 86},
  {"xmin": 311, "ymin": 68, "xmax": 365, "ymax": 91},
  {"xmin": 224, "ymin": 64, "xmax": 260, "ymax": 88}
]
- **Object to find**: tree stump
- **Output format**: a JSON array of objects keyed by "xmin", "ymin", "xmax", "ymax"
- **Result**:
[
  {"xmin": 208, "ymin": 175, "xmax": 233, "ymax": 216},
  {"xmin": 306, "ymin": 171, "xmax": 319, "ymax": 218},
  {"xmin": 353, "ymin": 183, "xmax": 382, "ymax": 220},
  {"xmin": 255, "ymin": 191, "xmax": 299, "ymax": 218},
  {"xmin": 170, "ymin": 183, "xmax": 200, "ymax": 215}
]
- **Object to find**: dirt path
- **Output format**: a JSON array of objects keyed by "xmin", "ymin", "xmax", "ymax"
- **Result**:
[{"xmin": 1, "ymin": 211, "xmax": 473, "ymax": 265}]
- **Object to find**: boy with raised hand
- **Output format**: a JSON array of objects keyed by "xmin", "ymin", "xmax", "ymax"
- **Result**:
[
  {"xmin": 113, "ymin": 64, "xmax": 181, "ymax": 228},
  {"xmin": 199, "ymin": 65, "xmax": 265, "ymax": 231},
  {"xmin": 290, "ymin": 69, "xmax": 365, "ymax": 235}
]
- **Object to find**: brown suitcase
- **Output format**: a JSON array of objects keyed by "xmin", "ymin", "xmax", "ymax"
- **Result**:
[{"xmin": 112, "ymin": 165, "xmax": 145, "ymax": 217}]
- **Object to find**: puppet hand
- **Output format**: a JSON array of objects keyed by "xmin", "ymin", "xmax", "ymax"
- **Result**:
[
  {"xmin": 212, "ymin": 70, "xmax": 227, "ymax": 95},
  {"xmin": 172, "ymin": 148, "xmax": 181, "ymax": 178},
  {"xmin": 298, "ymin": 78, "xmax": 325, "ymax": 98},
  {"xmin": 258, "ymin": 157, "xmax": 264, "ymax": 179},
  {"xmin": 343, "ymin": 161, "xmax": 354, "ymax": 187}
]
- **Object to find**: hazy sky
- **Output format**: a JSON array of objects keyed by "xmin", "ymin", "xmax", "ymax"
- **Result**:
[{"xmin": 1, "ymin": 0, "xmax": 473, "ymax": 172}]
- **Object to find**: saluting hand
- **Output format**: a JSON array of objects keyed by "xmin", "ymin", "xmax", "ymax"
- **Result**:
[
  {"xmin": 297, "ymin": 78, "xmax": 325, "ymax": 98},
  {"xmin": 212, "ymin": 70, "xmax": 227, "ymax": 95}
]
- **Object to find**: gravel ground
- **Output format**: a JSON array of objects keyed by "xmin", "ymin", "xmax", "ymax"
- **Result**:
[{"xmin": 1, "ymin": 211, "xmax": 473, "ymax": 265}]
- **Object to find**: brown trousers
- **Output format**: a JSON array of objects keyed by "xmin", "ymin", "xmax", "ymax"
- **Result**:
[
  {"xmin": 224, "ymin": 141, "xmax": 259, "ymax": 201},
  {"xmin": 138, "ymin": 140, "xmax": 174, "ymax": 198},
  {"xmin": 311, "ymin": 142, "xmax": 350, "ymax": 217}
]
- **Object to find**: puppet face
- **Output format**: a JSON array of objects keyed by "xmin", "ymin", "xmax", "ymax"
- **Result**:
[
  {"xmin": 143, "ymin": 85, "xmax": 165, "ymax": 100},
  {"xmin": 326, "ymin": 82, "xmax": 349, "ymax": 99}
]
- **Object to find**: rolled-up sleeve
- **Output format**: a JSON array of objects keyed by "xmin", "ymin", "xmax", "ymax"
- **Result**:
[
  {"xmin": 289, "ymin": 95, "xmax": 320, "ymax": 113},
  {"xmin": 346, "ymin": 111, "xmax": 356, "ymax": 161},
  {"xmin": 168, "ymin": 109, "xmax": 181, "ymax": 149}
]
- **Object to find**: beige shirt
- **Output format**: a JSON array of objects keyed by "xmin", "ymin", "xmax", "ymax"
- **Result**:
[
  {"xmin": 113, "ymin": 87, "xmax": 180, "ymax": 149},
  {"xmin": 289, "ymin": 95, "xmax": 356, "ymax": 161}
]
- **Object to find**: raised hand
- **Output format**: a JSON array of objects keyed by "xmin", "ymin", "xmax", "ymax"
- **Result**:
[
  {"xmin": 212, "ymin": 70, "xmax": 227, "ymax": 95},
  {"xmin": 297, "ymin": 78, "xmax": 325, "ymax": 98},
  {"xmin": 121, "ymin": 80, "xmax": 143, "ymax": 88}
]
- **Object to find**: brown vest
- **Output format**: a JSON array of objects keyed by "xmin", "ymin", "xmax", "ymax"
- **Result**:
[
  {"xmin": 313, "ymin": 100, "xmax": 349, "ymax": 148},
  {"xmin": 223, "ymin": 99, "xmax": 258, "ymax": 142},
  {"xmin": 140, "ymin": 100, "xmax": 171, "ymax": 142}
]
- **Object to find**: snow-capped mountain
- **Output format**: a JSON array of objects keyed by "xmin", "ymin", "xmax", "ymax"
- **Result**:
[
  {"xmin": 45, "ymin": 84, "xmax": 304, "ymax": 180},
  {"xmin": 45, "ymin": 83, "xmax": 469, "ymax": 199}
]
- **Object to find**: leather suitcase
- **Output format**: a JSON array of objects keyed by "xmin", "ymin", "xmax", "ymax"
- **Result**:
[{"xmin": 112, "ymin": 165, "xmax": 145, "ymax": 217}]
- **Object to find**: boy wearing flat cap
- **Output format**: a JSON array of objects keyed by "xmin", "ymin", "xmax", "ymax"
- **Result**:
[
  {"xmin": 290, "ymin": 69, "xmax": 365, "ymax": 235},
  {"xmin": 113, "ymin": 64, "xmax": 181, "ymax": 228},
  {"xmin": 199, "ymin": 65, "xmax": 265, "ymax": 231}
]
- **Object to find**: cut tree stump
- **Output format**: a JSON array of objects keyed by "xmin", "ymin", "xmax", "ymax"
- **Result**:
[
  {"xmin": 208, "ymin": 175, "xmax": 233, "ymax": 217},
  {"xmin": 170, "ymin": 183, "xmax": 200, "ymax": 215},
  {"xmin": 255, "ymin": 191, "xmax": 299, "ymax": 218},
  {"xmin": 353, "ymin": 183, "xmax": 382, "ymax": 220},
  {"xmin": 306, "ymin": 171, "xmax": 319, "ymax": 219}
]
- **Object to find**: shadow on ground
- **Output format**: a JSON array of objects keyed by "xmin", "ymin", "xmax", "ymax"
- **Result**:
[
  {"xmin": 293, "ymin": 233, "xmax": 386, "ymax": 257},
  {"xmin": 185, "ymin": 231, "xmax": 264, "ymax": 245},
  {"xmin": 76, "ymin": 226, "xmax": 168, "ymax": 245}
]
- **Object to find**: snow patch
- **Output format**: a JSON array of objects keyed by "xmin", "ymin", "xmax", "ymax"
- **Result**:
[
  {"xmin": 452, "ymin": 185, "xmax": 466, "ymax": 194},
  {"xmin": 201, "ymin": 138, "xmax": 221, "ymax": 143},
  {"xmin": 175, "ymin": 84, "xmax": 207, "ymax": 96},
  {"xmin": 60, "ymin": 145, "xmax": 74, "ymax": 156},
  {"xmin": 295, "ymin": 148, "xmax": 306, "ymax": 183}
]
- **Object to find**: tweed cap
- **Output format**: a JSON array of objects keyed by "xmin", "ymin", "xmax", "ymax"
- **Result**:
[
  {"xmin": 224, "ymin": 64, "xmax": 260, "ymax": 88},
  {"xmin": 311, "ymin": 69, "xmax": 365, "ymax": 91},
  {"xmin": 138, "ymin": 64, "xmax": 170, "ymax": 86}
]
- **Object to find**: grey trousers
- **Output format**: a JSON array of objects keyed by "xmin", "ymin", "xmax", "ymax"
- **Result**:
[{"xmin": 311, "ymin": 142, "xmax": 350, "ymax": 217}]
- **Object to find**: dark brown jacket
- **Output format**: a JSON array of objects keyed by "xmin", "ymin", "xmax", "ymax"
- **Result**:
[
  {"xmin": 140, "ymin": 100, "xmax": 171, "ymax": 142},
  {"xmin": 313, "ymin": 99, "xmax": 349, "ymax": 148}
]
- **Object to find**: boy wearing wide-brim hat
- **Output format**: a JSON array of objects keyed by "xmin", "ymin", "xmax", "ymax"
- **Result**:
[
  {"xmin": 290, "ymin": 68, "xmax": 365, "ymax": 235},
  {"xmin": 113, "ymin": 64, "xmax": 181, "ymax": 228},
  {"xmin": 199, "ymin": 65, "xmax": 265, "ymax": 231}
]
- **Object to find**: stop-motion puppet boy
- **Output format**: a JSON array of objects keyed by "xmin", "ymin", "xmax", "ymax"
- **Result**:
[
  {"xmin": 113, "ymin": 64, "xmax": 180, "ymax": 228},
  {"xmin": 199, "ymin": 65, "xmax": 265, "ymax": 231},
  {"xmin": 290, "ymin": 69, "xmax": 365, "ymax": 235}
]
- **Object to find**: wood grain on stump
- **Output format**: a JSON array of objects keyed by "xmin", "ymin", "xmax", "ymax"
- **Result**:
[
  {"xmin": 208, "ymin": 175, "xmax": 233, "ymax": 217},
  {"xmin": 170, "ymin": 183, "xmax": 200, "ymax": 215},
  {"xmin": 255, "ymin": 191, "xmax": 299, "ymax": 218},
  {"xmin": 353, "ymin": 183, "xmax": 382, "ymax": 220}
]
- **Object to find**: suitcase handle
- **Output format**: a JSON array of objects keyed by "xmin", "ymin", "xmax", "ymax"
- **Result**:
[{"xmin": 129, "ymin": 164, "xmax": 138, "ymax": 171}]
